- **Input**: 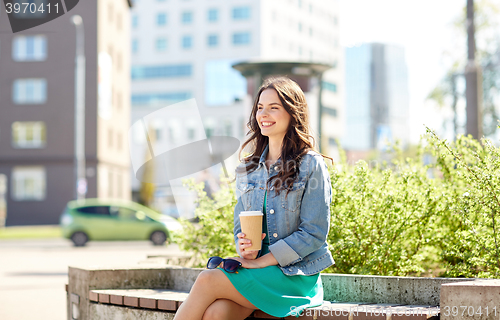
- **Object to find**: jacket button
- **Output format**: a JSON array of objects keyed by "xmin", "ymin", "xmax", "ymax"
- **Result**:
[
  {"xmin": 269, "ymin": 209, "xmax": 275, "ymax": 214},
  {"xmin": 273, "ymin": 233, "xmax": 278, "ymax": 238}
]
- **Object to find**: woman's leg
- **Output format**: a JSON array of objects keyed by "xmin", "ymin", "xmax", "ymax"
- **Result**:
[
  {"xmin": 173, "ymin": 269, "xmax": 257, "ymax": 320},
  {"xmin": 202, "ymin": 299, "xmax": 255, "ymax": 320}
]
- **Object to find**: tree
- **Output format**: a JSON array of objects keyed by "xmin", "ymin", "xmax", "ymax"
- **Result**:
[{"xmin": 428, "ymin": 0, "xmax": 500, "ymax": 139}]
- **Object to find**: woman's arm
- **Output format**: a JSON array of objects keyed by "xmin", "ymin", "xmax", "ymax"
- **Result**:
[
  {"xmin": 268, "ymin": 154, "xmax": 332, "ymax": 267},
  {"xmin": 231, "ymin": 251, "xmax": 278, "ymax": 269}
]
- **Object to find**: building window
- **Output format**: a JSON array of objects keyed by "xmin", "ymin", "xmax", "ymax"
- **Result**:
[
  {"xmin": 108, "ymin": 128, "xmax": 113, "ymax": 149},
  {"xmin": 13, "ymin": 79, "xmax": 47, "ymax": 104},
  {"xmin": 12, "ymin": 35, "xmax": 47, "ymax": 61},
  {"xmin": 232, "ymin": 32, "xmax": 251, "ymax": 45},
  {"xmin": 132, "ymin": 39, "xmax": 139, "ymax": 54},
  {"xmin": 132, "ymin": 64, "xmax": 192, "ymax": 80},
  {"xmin": 131, "ymin": 92, "xmax": 192, "ymax": 106},
  {"xmin": 205, "ymin": 60, "xmax": 246, "ymax": 106},
  {"xmin": 232, "ymin": 6, "xmax": 250, "ymax": 20},
  {"xmin": 108, "ymin": 3, "xmax": 114, "ymax": 22},
  {"xmin": 132, "ymin": 15, "xmax": 138, "ymax": 28},
  {"xmin": 156, "ymin": 38, "xmax": 167, "ymax": 52},
  {"xmin": 182, "ymin": 11, "xmax": 193, "ymax": 24},
  {"xmin": 207, "ymin": 34, "xmax": 218, "ymax": 47},
  {"xmin": 208, "ymin": 8, "xmax": 218, "ymax": 22},
  {"xmin": 322, "ymin": 81, "xmax": 338, "ymax": 93},
  {"xmin": 157, "ymin": 13, "xmax": 167, "ymax": 26},
  {"xmin": 12, "ymin": 121, "xmax": 46, "ymax": 148},
  {"xmin": 12, "ymin": 166, "xmax": 46, "ymax": 201},
  {"xmin": 108, "ymin": 170, "xmax": 113, "ymax": 198},
  {"xmin": 182, "ymin": 35, "xmax": 193, "ymax": 49},
  {"xmin": 323, "ymin": 107, "xmax": 338, "ymax": 117}
]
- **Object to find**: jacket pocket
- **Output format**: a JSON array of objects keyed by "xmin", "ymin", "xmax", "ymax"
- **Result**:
[
  {"xmin": 237, "ymin": 182, "xmax": 256, "ymax": 210},
  {"xmin": 281, "ymin": 180, "xmax": 305, "ymax": 212}
]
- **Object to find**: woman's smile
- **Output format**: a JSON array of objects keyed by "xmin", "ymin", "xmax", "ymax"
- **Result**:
[{"xmin": 260, "ymin": 121, "xmax": 276, "ymax": 128}]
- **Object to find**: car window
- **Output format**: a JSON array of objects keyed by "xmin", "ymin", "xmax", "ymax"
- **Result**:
[
  {"xmin": 115, "ymin": 207, "xmax": 137, "ymax": 220},
  {"xmin": 76, "ymin": 206, "xmax": 111, "ymax": 216}
]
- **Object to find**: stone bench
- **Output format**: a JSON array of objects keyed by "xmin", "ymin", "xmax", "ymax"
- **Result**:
[
  {"xmin": 66, "ymin": 265, "xmax": 480, "ymax": 320},
  {"xmin": 87, "ymin": 288, "xmax": 441, "ymax": 320}
]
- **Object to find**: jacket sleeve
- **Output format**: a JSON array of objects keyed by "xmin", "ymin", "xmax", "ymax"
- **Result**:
[
  {"xmin": 233, "ymin": 175, "xmax": 244, "ymax": 257},
  {"xmin": 268, "ymin": 155, "xmax": 332, "ymax": 267}
]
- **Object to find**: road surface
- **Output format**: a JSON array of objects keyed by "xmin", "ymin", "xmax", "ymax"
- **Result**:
[{"xmin": 0, "ymin": 238, "xmax": 186, "ymax": 320}]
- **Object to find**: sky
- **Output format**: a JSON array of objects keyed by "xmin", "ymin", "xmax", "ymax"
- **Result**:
[{"xmin": 339, "ymin": 0, "xmax": 466, "ymax": 143}]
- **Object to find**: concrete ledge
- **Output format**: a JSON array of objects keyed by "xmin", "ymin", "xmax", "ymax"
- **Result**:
[
  {"xmin": 67, "ymin": 265, "xmax": 202, "ymax": 320},
  {"xmin": 440, "ymin": 279, "xmax": 500, "ymax": 320},
  {"xmin": 322, "ymin": 273, "xmax": 476, "ymax": 306},
  {"xmin": 90, "ymin": 303, "xmax": 175, "ymax": 320},
  {"xmin": 67, "ymin": 264, "xmax": 481, "ymax": 320}
]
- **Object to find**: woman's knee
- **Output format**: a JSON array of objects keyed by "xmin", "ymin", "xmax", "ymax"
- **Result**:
[{"xmin": 194, "ymin": 269, "xmax": 221, "ymax": 288}]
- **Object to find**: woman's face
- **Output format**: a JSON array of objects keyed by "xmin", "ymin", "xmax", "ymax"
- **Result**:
[{"xmin": 256, "ymin": 88, "xmax": 291, "ymax": 142}]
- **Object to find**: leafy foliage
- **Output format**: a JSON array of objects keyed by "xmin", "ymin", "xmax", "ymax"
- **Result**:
[
  {"xmin": 177, "ymin": 129, "xmax": 500, "ymax": 277},
  {"xmin": 176, "ymin": 177, "xmax": 238, "ymax": 267}
]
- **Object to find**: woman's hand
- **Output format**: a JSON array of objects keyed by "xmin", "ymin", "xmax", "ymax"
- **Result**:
[{"xmin": 237, "ymin": 232, "xmax": 266, "ymax": 260}]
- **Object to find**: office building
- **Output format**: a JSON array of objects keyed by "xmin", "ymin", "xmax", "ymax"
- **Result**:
[
  {"xmin": 343, "ymin": 43, "xmax": 410, "ymax": 155},
  {"xmin": 0, "ymin": 0, "xmax": 132, "ymax": 225}
]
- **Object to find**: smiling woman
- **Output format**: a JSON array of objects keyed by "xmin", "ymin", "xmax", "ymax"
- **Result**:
[{"xmin": 173, "ymin": 77, "xmax": 335, "ymax": 320}]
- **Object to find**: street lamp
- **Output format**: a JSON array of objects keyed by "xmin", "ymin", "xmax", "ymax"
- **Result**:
[{"xmin": 72, "ymin": 15, "xmax": 86, "ymax": 200}]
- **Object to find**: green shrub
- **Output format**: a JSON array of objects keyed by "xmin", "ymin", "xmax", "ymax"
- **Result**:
[
  {"xmin": 177, "ymin": 128, "xmax": 500, "ymax": 277},
  {"xmin": 176, "ymin": 177, "xmax": 238, "ymax": 267},
  {"xmin": 425, "ymin": 129, "xmax": 500, "ymax": 278}
]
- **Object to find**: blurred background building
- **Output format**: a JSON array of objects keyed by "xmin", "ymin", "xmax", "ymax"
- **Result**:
[
  {"xmin": 0, "ymin": 0, "xmax": 132, "ymax": 226},
  {"xmin": 129, "ymin": 0, "xmax": 344, "ymax": 218},
  {"xmin": 343, "ymin": 43, "xmax": 410, "ymax": 160}
]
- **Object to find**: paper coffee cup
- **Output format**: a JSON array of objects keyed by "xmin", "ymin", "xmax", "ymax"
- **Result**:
[{"xmin": 240, "ymin": 211, "xmax": 263, "ymax": 251}]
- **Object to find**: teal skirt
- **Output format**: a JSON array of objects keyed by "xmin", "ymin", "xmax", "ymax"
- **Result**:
[
  {"xmin": 223, "ymin": 190, "xmax": 323, "ymax": 318},
  {"xmin": 222, "ymin": 266, "xmax": 323, "ymax": 317}
]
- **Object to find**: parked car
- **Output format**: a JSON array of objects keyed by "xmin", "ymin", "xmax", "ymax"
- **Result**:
[{"xmin": 60, "ymin": 198, "xmax": 183, "ymax": 247}]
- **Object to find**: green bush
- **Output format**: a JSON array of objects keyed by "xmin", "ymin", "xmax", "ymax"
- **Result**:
[
  {"xmin": 176, "ymin": 177, "xmax": 238, "ymax": 267},
  {"xmin": 177, "ymin": 128, "xmax": 500, "ymax": 277}
]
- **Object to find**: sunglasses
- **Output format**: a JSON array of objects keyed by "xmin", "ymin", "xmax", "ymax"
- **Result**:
[{"xmin": 206, "ymin": 256, "xmax": 242, "ymax": 273}]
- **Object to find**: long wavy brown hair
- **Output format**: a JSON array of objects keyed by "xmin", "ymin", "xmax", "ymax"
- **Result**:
[{"xmin": 237, "ymin": 76, "xmax": 333, "ymax": 195}]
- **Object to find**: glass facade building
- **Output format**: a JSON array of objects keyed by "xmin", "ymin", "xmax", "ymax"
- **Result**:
[{"xmin": 343, "ymin": 43, "xmax": 409, "ymax": 151}]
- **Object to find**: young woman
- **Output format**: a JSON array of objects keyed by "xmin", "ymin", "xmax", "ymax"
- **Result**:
[{"xmin": 173, "ymin": 77, "xmax": 334, "ymax": 320}]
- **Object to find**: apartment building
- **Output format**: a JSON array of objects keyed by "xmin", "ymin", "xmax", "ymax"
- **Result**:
[{"xmin": 0, "ymin": 0, "xmax": 132, "ymax": 226}]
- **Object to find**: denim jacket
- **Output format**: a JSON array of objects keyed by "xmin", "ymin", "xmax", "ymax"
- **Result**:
[{"xmin": 233, "ymin": 144, "xmax": 335, "ymax": 276}]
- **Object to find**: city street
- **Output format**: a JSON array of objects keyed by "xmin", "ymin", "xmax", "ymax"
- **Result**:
[{"xmin": 0, "ymin": 238, "xmax": 186, "ymax": 320}]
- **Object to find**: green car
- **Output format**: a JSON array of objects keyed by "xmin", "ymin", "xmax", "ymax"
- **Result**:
[{"xmin": 60, "ymin": 198, "xmax": 182, "ymax": 246}]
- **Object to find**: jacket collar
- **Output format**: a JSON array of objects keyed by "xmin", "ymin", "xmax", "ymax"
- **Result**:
[
  {"xmin": 258, "ymin": 144, "xmax": 283, "ymax": 168},
  {"xmin": 259, "ymin": 144, "xmax": 269, "ymax": 165}
]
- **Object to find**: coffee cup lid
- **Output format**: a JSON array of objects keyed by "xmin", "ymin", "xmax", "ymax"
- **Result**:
[{"xmin": 239, "ymin": 211, "xmax": 263, "ymax": 216}]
